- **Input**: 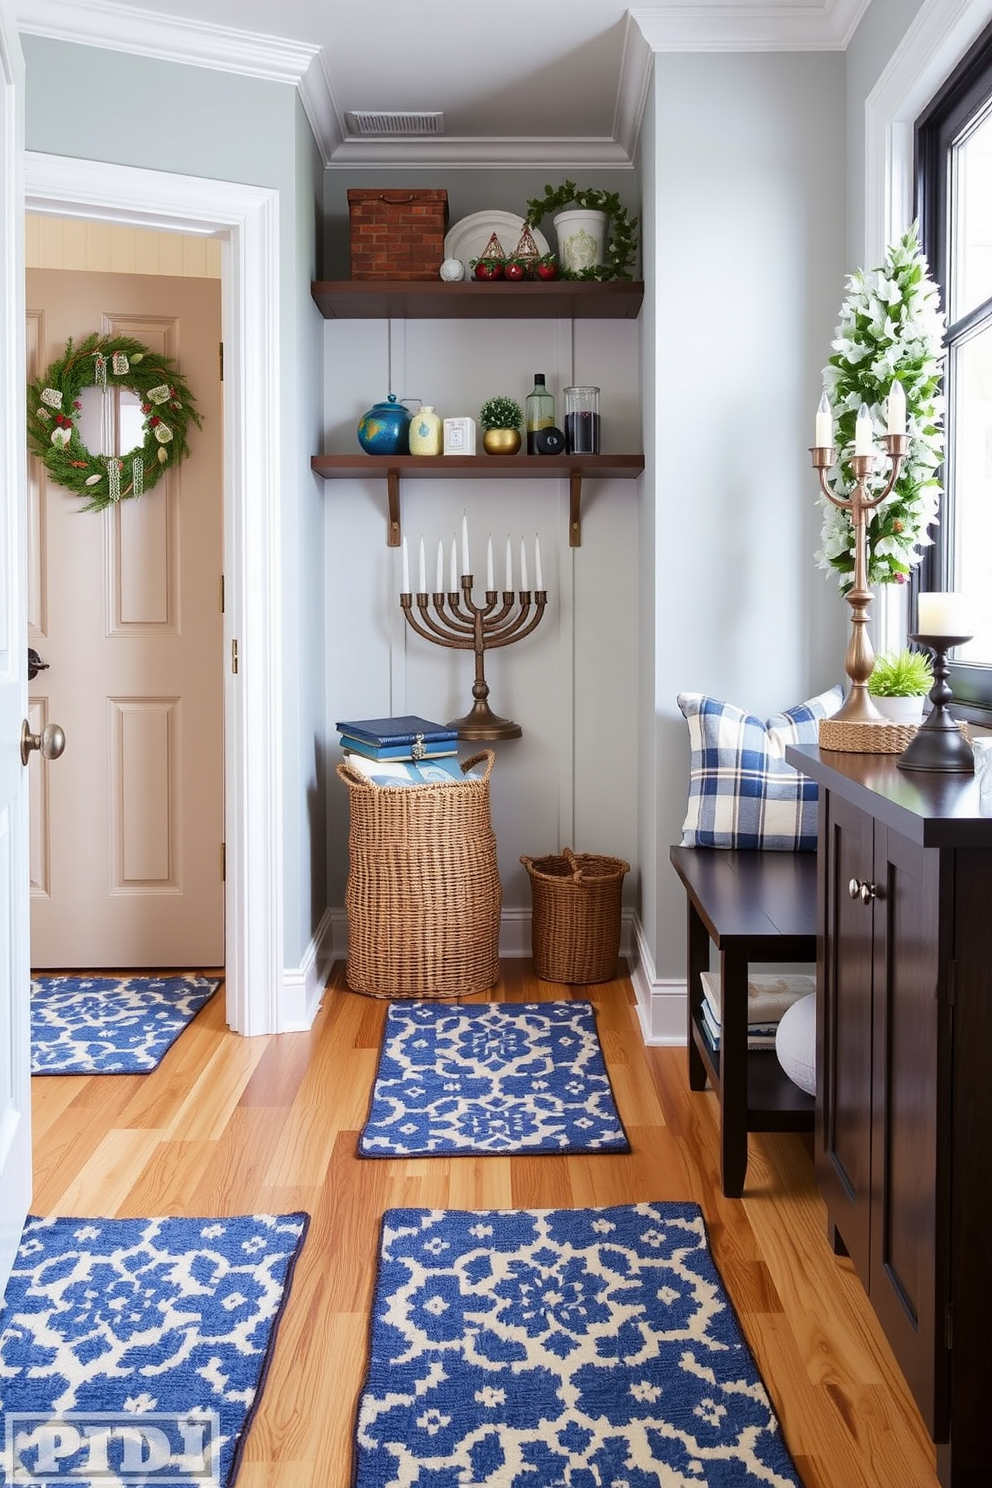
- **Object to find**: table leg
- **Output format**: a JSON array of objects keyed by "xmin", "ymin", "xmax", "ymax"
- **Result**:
[
  {"xmin": 686, "ymin": 898, "xmax": 709, "ymax": 1091},
  {"xmin": 719, "ymin": 943, "xmax": 749, "ymax": 1198}
]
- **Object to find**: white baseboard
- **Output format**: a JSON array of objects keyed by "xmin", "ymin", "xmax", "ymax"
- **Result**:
[
  {"xmin": 627, "ymin": 915, "xmax": 687, "ymax": 1046},
  {"xmin": 280, "ymin": 908, "xmax": 337, "ymax": 1031}
]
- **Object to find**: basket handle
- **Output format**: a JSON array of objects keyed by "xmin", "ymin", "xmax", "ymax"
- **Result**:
[
  {"xmin": 461, "ymin": 749, "xmax": 495, "ymax": 782},
  {"xmin": 563, "ymin": 846, "xmax": 583, "ymax": 881},
  {"xmin": 336, "ymin": 760, "xmax": 374, "ymax": 789}
]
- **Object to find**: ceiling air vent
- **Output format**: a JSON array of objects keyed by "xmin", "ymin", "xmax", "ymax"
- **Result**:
[{"xmin": 348, "ymin": 111, "xmax": 445, "ymax": 137}]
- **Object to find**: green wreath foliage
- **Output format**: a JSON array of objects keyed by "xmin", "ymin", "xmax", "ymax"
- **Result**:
[
  {"xmin": 524, "ymin": 181, "xmax": 638, "ymax": 281},
  {"xmin": 27, "ymin": 332, "xmax": 202, "ymax": 512}
]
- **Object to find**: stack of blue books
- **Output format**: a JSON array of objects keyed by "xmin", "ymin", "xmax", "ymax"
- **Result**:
[{"xmin": 335, "ymin": 714, "xmax": 459, "ymax": 762}]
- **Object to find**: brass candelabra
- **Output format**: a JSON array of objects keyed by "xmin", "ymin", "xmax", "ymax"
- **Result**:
[
  {"xmin": 400, "ymin": 576, "xmax": 548, "ymax": 740},
  {"xmin": 811, "ymin": 431, "xmax": 908, "ymax": 723}
]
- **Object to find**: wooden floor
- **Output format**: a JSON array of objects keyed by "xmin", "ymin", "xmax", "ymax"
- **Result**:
[{"xmin": 28, "ymin": 959, "xmax": 941, "ymax": 1488}]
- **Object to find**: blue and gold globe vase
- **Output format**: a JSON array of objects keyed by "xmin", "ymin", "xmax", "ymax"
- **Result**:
[{"xmin": 357, "ymin": 393, "xmax": 412, "ymax": 455}]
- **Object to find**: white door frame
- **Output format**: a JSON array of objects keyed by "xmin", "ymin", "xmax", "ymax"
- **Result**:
[{"xmin": 24, "ymin": 153, "xmax": 283, "ymax": 1036}]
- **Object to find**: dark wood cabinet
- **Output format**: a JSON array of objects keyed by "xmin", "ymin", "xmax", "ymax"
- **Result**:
[{"xmin": 788, "ymin": 744, "xmax": 992, "ymax": 1487}]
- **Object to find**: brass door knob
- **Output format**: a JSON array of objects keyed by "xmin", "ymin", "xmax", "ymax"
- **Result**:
[{"xmin": 21, "ymin": 719, "xmax": 66, "ymax": 766}]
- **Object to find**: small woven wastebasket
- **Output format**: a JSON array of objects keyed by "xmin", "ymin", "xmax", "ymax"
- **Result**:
[
  {"xmin": 338, "ymin": 750, "xmax": 501, "ymax": 999},
  {"xmin": 521, "ymin": 847, "xmax": 630, "ymax": 984}
]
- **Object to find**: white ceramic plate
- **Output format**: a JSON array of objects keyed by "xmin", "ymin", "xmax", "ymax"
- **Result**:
[{"xmin": 443, "ymin": 210, "xmax": 550, "ymax": 267}]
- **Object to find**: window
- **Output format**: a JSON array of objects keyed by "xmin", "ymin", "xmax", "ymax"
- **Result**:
[{"xmin": 916, "ymin": 21, "xmax": 992, "ymax": 723}]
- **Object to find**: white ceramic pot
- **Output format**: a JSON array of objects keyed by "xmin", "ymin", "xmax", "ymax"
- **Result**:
[
  {"xmin": 553, "ymin": 209, "xmax": 608, "ymax": 274},
  {"xmin": 870, "ymin": 694, "xmax": 926, "ymax": 725}
]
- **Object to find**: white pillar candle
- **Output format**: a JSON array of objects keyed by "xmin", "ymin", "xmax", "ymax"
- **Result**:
[
  {"xmin": 520, "ymin": 538, "xmax": 528, "ymax": 592},
  {"xmin": 535, "ymin": 535, "xmax": 543, "ymax": 590},
  {"xmin": 418, "ymin": 536, "xmax": 426, "ymax": 594},
  {"xmin": 401, "ymin": 535, "xmax": 410, "ymax": 594},
  {"xmin": 815, "ymin": 392, "xmax": 832, "ymax": 449},
  {"xmin": 462, "ymin": 512, "xmax": 470, "ymax": 574},
  {"xmin": 887, "ymin": 379, "xmax": 906, "ymax": 436},
  {"xmin": 436, "ymin": 539, "xmax": 444, "ymax": 594},
  {"xmin": 917, "ymin": 591, "xmax": 972, "ymax": 636},
  {"xmin": 450, "ymin": 535, "xmax": 458, "ymax": 591},
  {"xmin": 854, "ymin": 402, "xmax": 873, "ymax": 456},
  {"xmin": 486, "ymin": 535, "xmax": 494, "ymax": 590},
  {"xmin": 504, "ymin": 535, "xmax": 512, "ymax": 591}
]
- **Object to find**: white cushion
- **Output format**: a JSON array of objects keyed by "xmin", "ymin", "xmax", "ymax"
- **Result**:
[{"xmin": 775, "ymin": 992, "xmax": 816, "ymax": 1095}]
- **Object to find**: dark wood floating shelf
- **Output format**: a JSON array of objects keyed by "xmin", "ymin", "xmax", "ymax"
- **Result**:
[
  {"xmin": 311, "ymin": 278, "xmax": 644, "ymax": 320},
  {"xmin": 311, "ymin": 453, "xmax": 645, "ymax": 547}
]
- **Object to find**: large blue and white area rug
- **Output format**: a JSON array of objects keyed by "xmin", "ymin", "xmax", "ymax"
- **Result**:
[
  {"xmin": 359, "ymin": 1001, "xmax": 629, "ymax": 1158},
  {"xmin": 355, "ymin": 1203, "xmax": 804, "ymax": 1487},
  {"xmin": 0, "ymin": 1212, "xmax": 308, "ymax": 1488},
  {"xmin": 31, "ymin": 974, "xmax": 222, "ymax": 1075}
]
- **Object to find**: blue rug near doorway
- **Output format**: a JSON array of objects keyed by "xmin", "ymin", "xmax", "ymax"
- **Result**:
[
  {"xmin": 355, "ymin": 1202, "xmax": 805, "ymax": 1487},
  {"xmin": 30, "ymin": 973, "xmax": 221, "ymax": 1074},
  {"xmin": 0, "ymin": 1211, "xmax": 308, "ymax": 1487},
  {"xmin": 358, "ymin": 1000, "xmax": 629, "ymax": 1157}
]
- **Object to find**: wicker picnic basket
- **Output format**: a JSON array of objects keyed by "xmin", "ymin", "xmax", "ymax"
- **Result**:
[
  {"xmin": 337, "ymin": 750, "xmax": 501, "ymax": 999},
  {"xmin": 521, "ymin": 848, "xmax": 630, "ymax": 984}
]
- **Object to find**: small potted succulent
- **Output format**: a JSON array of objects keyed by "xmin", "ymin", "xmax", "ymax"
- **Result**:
[
  {"xmin": 479, "ymin": 395, "xmax": 523, "ymax": 455},
  {"xmin": 868, "ymin": 646, "xmax": 934, "ymax": 724}
]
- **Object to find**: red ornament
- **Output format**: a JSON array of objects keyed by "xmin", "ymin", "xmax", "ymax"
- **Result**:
[
  {"xmin": 503, "ymin": 262, "xmax": 526, "ymax": 281},
  {"xmin": 474, "ymin": 261, "xmax": 504, "ymax": 281},
  {"xmin": 535, "ymin": 261, "xmax": 559, "ymax": 281}
]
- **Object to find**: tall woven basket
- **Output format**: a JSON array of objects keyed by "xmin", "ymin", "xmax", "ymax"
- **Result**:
[
  {"xmin": 337, "ymin": 750, "xmax": 501, "ymax": 999},
  {"xmin": 521, "ymin": 848, "xmax": 630, "ymax": 984}
]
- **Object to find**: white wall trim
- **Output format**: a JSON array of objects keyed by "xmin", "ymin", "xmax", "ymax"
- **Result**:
[
  {"xmin": 629, "ymin": 0, "xmax": 871, "ymax": 54},
  {"xmin": 627, "ymin": 915, "xmax": 686, "ymax": 1045},
  {"xmin": 281, "ymin": 908, "xmax": 336, "ymax": 1031},
  {"xmin": 23, "ymin": 153, "xmax": 284, "ymax": 1037}
]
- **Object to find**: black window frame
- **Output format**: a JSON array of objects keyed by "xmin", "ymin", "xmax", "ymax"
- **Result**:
[{"xmin": 915, "ymin": 19, "xmax": 992, "ymax": 726}]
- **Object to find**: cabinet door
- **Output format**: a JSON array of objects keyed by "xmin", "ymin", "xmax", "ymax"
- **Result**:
[
  {"xmin": 869, "ymin": 823, "xmax": 945, "ymax": 1437},
  {"xmin": 817, "ymin": 788, "xmax": 874, "ymax": 1288}
]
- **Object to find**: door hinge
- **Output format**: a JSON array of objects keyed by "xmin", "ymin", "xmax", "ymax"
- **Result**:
[
  {"xmin": 231, "ymin": 639, "xmax": 239, "ymax": 675},
  {"xmin": 219, "ymin": 341, "xmax": 224, "ymax": 382},
  {"xmin": 945, "ymin": 1303, "xmax": 953, "ymax": 1350},
  {"xmin": 220, "ymin": 574, "xmax": 225, "ymax": 613},
  {"xmin": 221, "ymin": 842, "xmax": 226, "ymax": 881}
]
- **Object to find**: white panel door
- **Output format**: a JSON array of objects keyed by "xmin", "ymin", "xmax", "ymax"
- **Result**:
[
  {"xmin": 27, "ymin": 268, "xmax": 224, "ymax": 968},
  {"xmin": 0, "ymin": 0, "xmax": 31, "ymax": 1298}
]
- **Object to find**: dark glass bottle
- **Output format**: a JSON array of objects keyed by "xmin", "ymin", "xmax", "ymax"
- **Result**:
[{"xmin": 525, "ymin": 374, "xmax": 555, "ymax": 454}]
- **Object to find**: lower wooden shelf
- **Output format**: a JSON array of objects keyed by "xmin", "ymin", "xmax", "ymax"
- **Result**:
[
  {"xmin": 310, "ymin": 452, "xmax": 645, "ymax": 547},
  {"xmin": 691, "ymin": 1018, "xmax": 814, "ymax": 1131}
]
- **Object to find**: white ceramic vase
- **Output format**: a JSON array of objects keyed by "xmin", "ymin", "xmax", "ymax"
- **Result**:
[
  {"xmin": 553, "ymin": 209, "xmax": 608, "ymax": 274},
  {"xmin": 870, "ymin": 694, "xmax": 926, "ymax": 725}
]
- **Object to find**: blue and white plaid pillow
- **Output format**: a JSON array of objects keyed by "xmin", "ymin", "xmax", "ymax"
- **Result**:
[{"xmin": 677, "ymin": 685, "xmax": 843, "ymax": 851}]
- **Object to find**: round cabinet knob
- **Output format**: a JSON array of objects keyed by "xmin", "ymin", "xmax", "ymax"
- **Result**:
[
  {"xmin": 21, "ymin": 719, "xmax": 66, "ymax": 766},
  {"xmin": 848, "ymin": 878, "xmax": 862, "ymax": 900},
  {"xmin": 860, "ymin": 881, "xmax": 876, "ymax": 906}
]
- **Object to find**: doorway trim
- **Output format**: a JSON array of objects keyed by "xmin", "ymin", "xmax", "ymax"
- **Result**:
[{"xmin": 24, "ymin": 151, "xmax": 283, "ymax": 1036}]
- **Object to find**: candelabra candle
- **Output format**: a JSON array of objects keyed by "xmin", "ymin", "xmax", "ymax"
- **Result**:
[
  {"xmin": 810, "ymin": 429, "xmax": 909, "ymax": 723},
  {"xmin": 400, "ymin": 569, "xmax": 549, "ymax": 740}
]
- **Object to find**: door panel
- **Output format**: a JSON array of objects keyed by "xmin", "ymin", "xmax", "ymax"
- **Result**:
[{"xmin": 27, "ymin": 269, "xmax": 223, "ymax": 968}]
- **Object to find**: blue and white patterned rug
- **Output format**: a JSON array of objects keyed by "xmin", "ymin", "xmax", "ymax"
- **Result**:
[
  {"xmin": 358, "ymin": 1000, "xmax": 629, "ymax": 1157},
  {"xmin": 31, "ymin": 974, "xmax": 222, "ymax": 1074},
  {"xmin": 0, "ymin": 1212, "xmax": 308, "ymax": 1488},
  {"xmin": 355, "ymin": 1203, "xmax": 804, "ymax": 1487}
]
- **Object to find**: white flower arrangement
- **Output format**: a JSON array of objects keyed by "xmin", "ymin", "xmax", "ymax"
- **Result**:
[{"xmin": 816, "ymin": 226, "xmax": 946, "ymax": 591}]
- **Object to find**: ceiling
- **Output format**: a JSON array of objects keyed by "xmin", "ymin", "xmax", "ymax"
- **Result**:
[{"xmin": 17, "ymin": 0, "xmax": 871, "ymax": 168}]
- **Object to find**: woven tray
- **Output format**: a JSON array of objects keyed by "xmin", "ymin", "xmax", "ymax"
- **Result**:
[
  {"xmin": 819, "ymin": 716, "xmax": 971, "ymax": 754},
  {"xmin": 338, "ymin": 750, "xmax": 500, "ymax": 999}
]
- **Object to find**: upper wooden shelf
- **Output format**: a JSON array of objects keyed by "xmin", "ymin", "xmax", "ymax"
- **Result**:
[{"xmin": 311, "ymin": 279, "xmax": 644, "ymax": 320}]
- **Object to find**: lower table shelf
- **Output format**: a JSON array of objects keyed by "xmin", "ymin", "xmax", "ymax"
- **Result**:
[{"xmin": 691, "ymin": 1018, "xmax": 814, "ymax": 1131}]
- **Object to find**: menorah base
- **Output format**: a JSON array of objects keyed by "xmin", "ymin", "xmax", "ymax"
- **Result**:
[{"xmin": 448, "ymin": 699, "xmax": 522, "ymax": 741}]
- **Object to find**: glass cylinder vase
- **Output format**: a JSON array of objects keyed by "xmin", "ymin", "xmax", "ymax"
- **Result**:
[{"xmin": 563, "ymin": 386, "xmax": 600, "ymax": 454}]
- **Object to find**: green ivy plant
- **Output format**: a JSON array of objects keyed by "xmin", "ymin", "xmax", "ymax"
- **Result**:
[
  {"xmin": 524, "ymin": 181, "xmax": 638, "ymax": 281},
  {"xmin": 867, "ymin": 647, "xmax": 934, "ymax": 697},
  {"xmin": 479, "ymin": 395, "xmax": 523, "ymax": 431}
]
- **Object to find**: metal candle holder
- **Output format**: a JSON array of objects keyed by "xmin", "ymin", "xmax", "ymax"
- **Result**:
[
  {"xmin": 897, "ymin": 633, "xmax": 975, "ymax": 773},
  {"xmin": 811, "ymin": 433, "xmax": 908, "ymax": 723},
  {"xmin": 400, "ymin": 576, "xmax": 548, "ymax": 740}
]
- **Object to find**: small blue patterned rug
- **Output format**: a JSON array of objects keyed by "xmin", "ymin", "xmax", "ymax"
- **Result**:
[
  {"xmin": 355, "ymin": 1203, "xmax": 804, "ymax": 1487},
  {"xmin": 31, "ymin": 974, "xmax": 222, "ymax": 1074},
  {"xmin": 0, "ymin": 1212, "xmax": 308, "ymax": 1488},
  {"xmin": 358, "ymin": 1000, "xmax": 629, "ymax": 1157}
]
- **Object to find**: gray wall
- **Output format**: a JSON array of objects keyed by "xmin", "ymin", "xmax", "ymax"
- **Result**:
[{"xmin": 22, "ymin": 36, "xmax": 327, "ymax": 968}]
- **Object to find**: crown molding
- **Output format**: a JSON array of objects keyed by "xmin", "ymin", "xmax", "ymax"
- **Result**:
[
  {"xmin": 323, "ymin": 137, "xmax": 635, "ymax": 169},
  {"xmin": 629, "ymin": 1, "xmax": 872, "ymax": 53}
]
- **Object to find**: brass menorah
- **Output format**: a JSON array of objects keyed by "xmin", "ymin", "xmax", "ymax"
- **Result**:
[{"xmin": 400, "ymin": 572, "xmax": 548, "ymax": 740}]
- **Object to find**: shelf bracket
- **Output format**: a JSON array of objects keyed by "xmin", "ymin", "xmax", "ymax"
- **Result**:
[
  {"xmin": 569, "ymin": 470, "xmax": 583, "ymax": 547},
  {"xmin": 386, "ymin": 469, "xmax": 401, "ymax": 548}
]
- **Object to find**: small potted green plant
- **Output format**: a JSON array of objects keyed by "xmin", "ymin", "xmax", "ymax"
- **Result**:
[
  {"xmin": 479, "ymin": 395, "xmax": 523, "ymax": 455},
  {"xmin": 868, "ymin": 646, "xmax": 934, "ymax": 724}
]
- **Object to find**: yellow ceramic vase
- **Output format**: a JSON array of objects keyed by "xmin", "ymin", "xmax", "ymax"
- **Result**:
[{"xmin": 482, "ymin": 428, "xmax": 521, "ymax": 455}]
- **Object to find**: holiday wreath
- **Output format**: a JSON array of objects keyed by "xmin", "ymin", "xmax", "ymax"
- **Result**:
[{"xmin": 27, "ymin": 332, "xmax": 202, "ymax": 512}]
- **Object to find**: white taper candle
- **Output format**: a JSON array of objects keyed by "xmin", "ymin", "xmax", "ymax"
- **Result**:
[
  {"xmin": 450, "ymin": 535, "xmax": 458, "ymax": 591},
  {"xmin": 814, "ymin": 391, "xmax": 832, "ymax": 449},
  {"xmin": 486, "ymin": 535, "xmax": 494, "ymax": 590},
  {"xmin": 436, "ymin": 539, "xmax": 444, "ymax": 594},
  {"xmin": 887, "ymin": 379, "xmax": 906, "ymax": 436},
  {"xmin": 505, "ymin": 535, "xmax": 512, "ymax": 591},
  {"xmin": 462, "ymin": 512, "xmax": 470, "ymax": 574},
  {"xmin": 418, "ymin": 536, "xmax": 426, "ymax": 594},
  {"xmin": 520, "ymin": 538, "xmax": 528, "ymax": 592},
  {"xmin": 854, "ymin": 402, "xmax": 873, "ymax": 456}
]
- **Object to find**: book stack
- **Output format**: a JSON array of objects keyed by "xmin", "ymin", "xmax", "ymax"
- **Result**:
[
  {"xmin": 335, "ymin": 714, "xmax": 458, "ymax": 762},
  {"xmin": 698, "ymin": 972, "xmax": 814, "ymax": 1052}
]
